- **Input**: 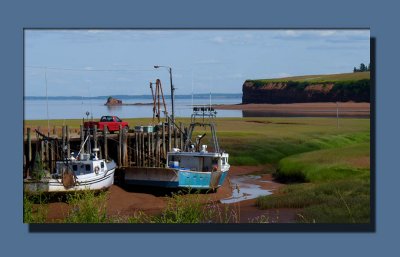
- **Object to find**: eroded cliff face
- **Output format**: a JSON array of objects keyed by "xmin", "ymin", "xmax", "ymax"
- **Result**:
[{"xmin": 242, "ymin": 81, "xmax": 370, "ymax": 104}]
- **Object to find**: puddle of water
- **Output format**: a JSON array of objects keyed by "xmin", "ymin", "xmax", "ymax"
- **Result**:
[{"xmin": 220, "ymin": 175, "xmax": 272, "ymax": 204}]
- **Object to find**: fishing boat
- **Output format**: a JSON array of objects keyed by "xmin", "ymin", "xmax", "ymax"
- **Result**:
[
  {"xmin": 124, "ymin": 106, "xmax": 230, "ymax": 191},
  {"xmin": 166, "ymin": 106, "xmax": 230, "ymax": 189},
  {"xmin": 24, "ymin": 131, "xmax": 116, "ymax": 193}
]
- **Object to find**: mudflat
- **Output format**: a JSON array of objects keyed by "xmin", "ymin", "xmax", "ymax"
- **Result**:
[
  {"xmin": 213, "ymin": 102, "xmax": 370, "ymax": 118},
  {"xmin": 42, "ymin": 165, "xmax": 290, "ymax": 223}
]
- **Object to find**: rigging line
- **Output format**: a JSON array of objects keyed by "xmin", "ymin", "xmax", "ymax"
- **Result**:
[{"xmin": 26, "ymin": 65, "xmax": 155, "ymax": 72}]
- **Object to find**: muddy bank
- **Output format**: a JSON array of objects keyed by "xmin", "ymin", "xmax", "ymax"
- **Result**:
[
  {"xmin": 213, "ymin": 102, "xmax": 370, "ymax": 118},
  {"xmin": 40, "ymin": 165, "xmax": 296, "ymax": 223}
]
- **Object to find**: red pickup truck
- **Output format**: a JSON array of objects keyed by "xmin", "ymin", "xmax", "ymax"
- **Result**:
[{"xmin": 84, "ymin": 116, "xmax": 129, "ymax": 133}]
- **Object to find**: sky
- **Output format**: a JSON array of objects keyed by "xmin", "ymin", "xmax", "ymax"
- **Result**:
[{"xmin": 24, "ymin": 29, "xmax": 370, "ymax": 97}]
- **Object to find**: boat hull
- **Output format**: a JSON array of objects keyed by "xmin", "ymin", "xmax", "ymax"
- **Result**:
[
  {"xmin": 24, "ymin": 168, "xmax": 115, "ymax": 193},
  {"xmin": 123, "ymin": 167, "xmax": 228, "ymax": 190}
]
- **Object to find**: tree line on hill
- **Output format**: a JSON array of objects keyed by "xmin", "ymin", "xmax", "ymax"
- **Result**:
[{"xmin": 353, "ymin": 63, "xmax": 370, "ymax": 72}]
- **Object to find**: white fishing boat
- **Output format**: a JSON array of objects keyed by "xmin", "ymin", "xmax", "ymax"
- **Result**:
[{"xmin": 24, "ymin": 133, "xmax": 116, "ymax": 193}]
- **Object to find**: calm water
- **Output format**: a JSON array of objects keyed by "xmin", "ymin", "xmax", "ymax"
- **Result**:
[
  {"xmin": 24, "ymin": 96, "xmax": 243, "ymax": 120},
  {"xmin": 220, "ymin": 175, "xmax": 272, "ymax": 204}
]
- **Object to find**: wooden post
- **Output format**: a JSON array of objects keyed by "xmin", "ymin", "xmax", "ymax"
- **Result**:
[
  {"xmin": 62, "ymin": 126, "xmax": 66, "ymax": 157},
  {"xmin": 123, "ymin": 129, "xmax": 128, "ymax": 166},
  {"xmin": 138, "ymin": 132, "xmax": 141, "ymax": 166},
  {"xmin": 147, "ymin": 132, "xmax": 151, "ymax": 167},
  {"xmin": 142, "ymin": 132, "xmax": 145, "ymax": 167},
  {"xmin": 162, "ymin": 123, "xmax": 166, "ymax": 159},
  {"xmin": 156, "ymin": 131, "xmax": 160, "ymax": 167},
  {"xmin": 45, "ymin": 140, "xmax": 49, "ymax": 170},
  {"xmin": 135, "ymin": 132, "xmax": 139, "ymax": 166},
  {"xmin": 179, "ymin": 122, "xmax": 183, "ymax": 149},
  {"xmin": 167, "ymin": 118, "xmax": 171, "ymax": 153},
  {"xmin": 26, "ymin": 128, "xmax": 32, "ymax": 178},
  {"xmin": 94, "ymin": 125, "xmax": 98, "ymax": 150},
  {"xmin": 50, "ymin": 141, "xmax": 55, "ymax": 173},
  {"xmin": 53, "ymin": 126, "xmax": 56, "ymax": 137},
  {"xmin": 40, "ymin": 140, "xmax": 44, "ymax": 162},
  {"xmin": 118, "ymin": 125, "xmax": 122, "ymax": 167},
  {"xmin": 66, "ymin": 125, "xmax": 70, "ymax": 158},
  {"xmin": 103, "ymin": 125, "xmax": 108, "ymax": 161},
  {"xmin": 174, "ymin": 126, "xmax": 177, "ymax": 148},
  {"xmin": 27, "ymin": 127, "xmax": 32, "ymax": 165},
  {"xmin": 80, "ymin": 125, "xmax": 84, "ymax": 155},
  {"xmin": 86, "ymin": 128, "xmax": 90, "ymax": 154}
]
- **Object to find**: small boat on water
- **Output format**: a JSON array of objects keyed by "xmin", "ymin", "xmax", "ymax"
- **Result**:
[
  {"xmin": 24, "ymin": 133, "xmax": 116, "ymax": 194},
  {"xmin": 124, "ymin": 106, "xmax": 230, "ymax": 191}
]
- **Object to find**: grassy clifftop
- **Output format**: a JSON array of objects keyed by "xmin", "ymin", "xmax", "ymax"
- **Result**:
[{"xmin": 247, "ymin": 72, "xmax": 370, "ymax": 85}]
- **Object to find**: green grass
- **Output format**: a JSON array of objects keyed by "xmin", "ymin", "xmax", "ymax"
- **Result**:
[
  {"xmin": 23, "ymin": 193, "xmax": 48, "ymax": 223},
  {"xmin": 256, "ymin": 177, "xmax": 370, "ymax": 223},
  {"xmin": 276, "ymin": 143, "xmax": 370, "ymax": 182},
  {"xmin": 64, "ymin": 190, "xmax": 109, "ymax": 223},
  {"xmin": 126, "ymin": 191, "xmax": 241, "ymax": 224},
  {"xmin": 248, "ymin": 71, "xmax": 370, "ymax": 84}
]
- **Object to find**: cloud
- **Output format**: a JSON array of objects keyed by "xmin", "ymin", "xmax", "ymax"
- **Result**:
[
  {"xmin": 210, "ymin": 36, "xmax": 225, "ymax": 44},
  {"xmin": 275, "ymin": 29, "xmax": 369, "ymax": 41},
  {"xmin": 193, "ymin": 59, "xmax": 222, "ymax": 65}
]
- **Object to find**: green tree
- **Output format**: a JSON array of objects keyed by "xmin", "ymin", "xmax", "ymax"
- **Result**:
[{"xmin": 359, "ymin": 63, "xmax": 366, "ymax": 72}]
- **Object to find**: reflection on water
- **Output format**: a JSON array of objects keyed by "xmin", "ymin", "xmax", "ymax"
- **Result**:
[
  {"xmin": 220, "ymin": 175, "xmax": 272, "ymax": 204},
  {"xmin": 106, "ymin": 105, "xmax": 122, "ymax": 111}
]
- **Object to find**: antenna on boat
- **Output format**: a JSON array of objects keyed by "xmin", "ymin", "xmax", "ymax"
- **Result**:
[
  {"xmin": 191, "ymin": 69, "xmax": 194, "ymax": 110},
  {"xmin": 209, "ymin": 91, "xmax": 212, "ymax": 109}
]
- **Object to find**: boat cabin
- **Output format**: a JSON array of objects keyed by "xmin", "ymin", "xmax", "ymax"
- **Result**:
[{"xmin": 167, "ymin": 146, "xmax": 229, "ymax": 172}]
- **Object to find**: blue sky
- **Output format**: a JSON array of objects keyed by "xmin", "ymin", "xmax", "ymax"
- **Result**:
[{"xmin": 25, "ymin": 29, "xmax": 370, "ymax": 96}]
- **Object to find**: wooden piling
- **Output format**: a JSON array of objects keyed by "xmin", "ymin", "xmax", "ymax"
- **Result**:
[
  {"xmin": 103, "ymin": 125, "xmax": 108, "ymax": 160},
  {"xmin": 45, "ymin": 140, "xmax": 49, "ymax": 170},
  {"xmin": 66, "ymin": 125, "xmax": 70, "ymax": 158},
  {"xmin": 179, "ymin": 122, "xmax": 183, "ymax": 149},
  {"xmin": 162, "ymin": 123, "xmax": 166, "ymax": 159},
  {"xmin": 80, "ymin": 125, "xmax": 84, "ymax": 154},
  {"xmin": 50, "ymin": 141, "xmax": 55, "ymax": 172},
  {"xmin": 94, "ymin": 125, "xmax": 98, "ymax": 150},
  {"xmin": 118, "ymin": 125, "xmax": 122, "ymax": 167},
  {"xmin": 27, "ymin": 128, "xmax": 32, "ymax": 167},
  {"xmin": 142, "ymin": 132, "xmax": 145, "ymax": 167},
  {"xmin": 62, "ymin": 126, "xmax": 66, "ymax": 155},
  {"xmin": 147, "ymin": 132, "xmax": 151, "ymax": 167},
  {"xmin": 135, "ymin": 132, "xmax": 139, "ymax": 166},
  {"xmin": 86, "ymin": 128, "xmax": 91, "ymax": 154},
  {"xmin": 156, "ymin": 131, "xmax": 160, "ymax": 166},
  {"xmin": 174, "ymin": 126, "xmax": 177, "ymax": 148},
  {"xmin": 168, "ymin": 118, "xmax": 171, "ymax": 153},
  {"xmin": 40, "ymin": 140, "xmax": 44, "ymax": 162},
  {"xmin": 123, "ymin": 129, "xmax": 128, "ymax": 166}
]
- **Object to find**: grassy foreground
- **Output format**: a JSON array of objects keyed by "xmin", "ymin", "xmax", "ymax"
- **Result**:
[{"xmin": 24, "ymin": 117, "xmax": 370, "ymax": 223}]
